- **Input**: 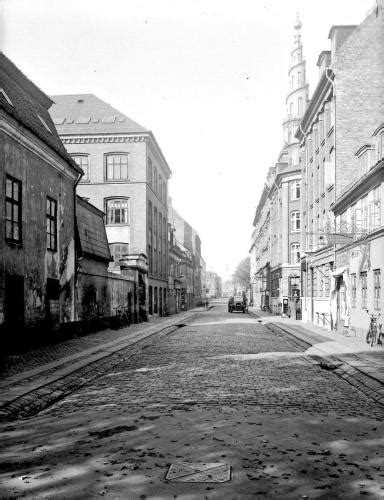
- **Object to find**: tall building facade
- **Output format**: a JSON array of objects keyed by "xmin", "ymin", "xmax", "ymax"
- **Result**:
[
  {"xmin": 49, "ymin": 94, "xmax": 171, "ymax": 316},
  {"xmin": 168, "ymin": 200, "xmax": 203, "ymax": 308},
  {"xmin": 250, "ymin": 17, "xmax": 308, "ymax": 316},
  {"xmin": 297, "ymin": 4, "xmax": 384, "ymax": 331}
]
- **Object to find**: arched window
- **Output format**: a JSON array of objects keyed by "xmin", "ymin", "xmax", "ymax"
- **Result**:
[
  {"xmin": 106, "ymin": 198, "xmax": 129, "ymax": 224},
  {"xmin": 290, "ymin": 243, "xmax": 301, "ymax": 264},
  {"xmin": 290, "ymin": 211, "xmax": 300, "ymax": 232}
]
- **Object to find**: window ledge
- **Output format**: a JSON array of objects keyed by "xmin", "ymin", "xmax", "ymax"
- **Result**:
[
  {"xmin": 6, "ymin": 239, "xmax": 22, "ymax": 247},
  {"xmin": 104, "ymin": 179, "xmax": 131, "ymax": 183}
]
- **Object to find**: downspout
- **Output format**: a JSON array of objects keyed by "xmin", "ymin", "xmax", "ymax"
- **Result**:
[
  {"xmin": 73, "ymin": 168, "xmax": 83, "ymax": 322},
  {"xmin": 298, "ymin": 123, "xmax": 309, "ymax": 320},
  {"xmin": 325, "ymin": 68, "xmax": 337, "ymax": 271},
  {"xmin": 325, "ymin": 67, "xmax": 337, "ymax": 330}
]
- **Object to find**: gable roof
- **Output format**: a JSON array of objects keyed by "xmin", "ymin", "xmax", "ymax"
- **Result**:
[
  {"xmin": 49, "ymin": 94, "xmax": 148, "ymax": 135},
  {"xmin": 76, "ymin": 196, "xmax": 111, "ymax": 262},
  {"xmin": 0, "ymin": 52, "xmax": 81, "ymax": 174}
]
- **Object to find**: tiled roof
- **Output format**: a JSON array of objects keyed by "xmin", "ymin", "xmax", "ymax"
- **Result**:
[
  {"xmin": 0, "ymin": 52, "xmax": 81, "ymax": 173},
  {"xmin": 76, "ymin": 197, "xmax": 111, "ymax": 262},
  {"xmin": 49, "ymin": 94, "xmax": 148, "ymax": 135}
]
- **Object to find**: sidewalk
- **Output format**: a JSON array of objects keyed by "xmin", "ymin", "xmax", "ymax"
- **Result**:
[
  {"xmin": 249, "ymin": 306, "xmax": 384, "ymax": 404},
  {"xmin": 0, "ymin": 308, "xmax": 204, "ymax": 421}
]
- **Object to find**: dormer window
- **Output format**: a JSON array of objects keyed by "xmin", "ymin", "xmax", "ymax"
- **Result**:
[
  {"xmin": 37, "ymin": 114, "xmax": 52, "ymax": 134},
  {"xmin": 0, "ymin": 88, "xmax": 13, "ymax": 106}
]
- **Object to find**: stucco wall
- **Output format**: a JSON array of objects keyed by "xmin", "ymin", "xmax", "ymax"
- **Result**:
[{"xmin": 1, "ymin": 132, "xmax": 76, "ymax": 330}]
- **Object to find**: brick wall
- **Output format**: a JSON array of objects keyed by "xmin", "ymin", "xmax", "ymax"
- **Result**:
[{"xmin": 334, "ymin": 8, "xmax": 384, "ymax": 199}]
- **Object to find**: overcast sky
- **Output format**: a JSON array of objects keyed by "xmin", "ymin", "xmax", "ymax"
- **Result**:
[{"xmin": 1, "ymin": 0, "xmax": 371, "ymax": 279}]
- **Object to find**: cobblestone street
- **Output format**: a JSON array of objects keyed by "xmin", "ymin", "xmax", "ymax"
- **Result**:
[{"xmin": 1, "ymin": 306, "xmax": 384, "ymax": 499}]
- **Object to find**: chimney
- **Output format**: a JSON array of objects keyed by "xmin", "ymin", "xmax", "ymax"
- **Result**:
[{"xmin": 328, "ymin": 25, "xmax": 357, "ymax": 64}]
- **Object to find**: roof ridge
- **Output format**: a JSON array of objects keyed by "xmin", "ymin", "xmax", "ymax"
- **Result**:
[{"xmin": 0, "ymin": 51, "xmax": 53, "ymax": 109}]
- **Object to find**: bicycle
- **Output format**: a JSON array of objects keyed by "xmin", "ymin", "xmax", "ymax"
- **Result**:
[
  {"xmin": 365, "ymin": 311, "xmax": 383, "ymax": 347},
  {"xmin": 114, "ymin": 305, "xmax": 130, "ymax": 329}
]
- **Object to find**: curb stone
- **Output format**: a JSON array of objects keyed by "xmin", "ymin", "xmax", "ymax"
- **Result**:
[{"xmin": 249, "ymin": 311, "xmax": 384, "ymax": 406}]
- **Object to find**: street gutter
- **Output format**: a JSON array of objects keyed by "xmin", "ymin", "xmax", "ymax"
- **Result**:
[{"xmin": 249, "ymin": 310, "xmax": 384, "ymax": 406}]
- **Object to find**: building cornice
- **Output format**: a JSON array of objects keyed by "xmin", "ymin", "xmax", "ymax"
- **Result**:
[
  {"xmin": 0, "ymin": 110, "xmax": 81, "ymax": 182},
  {"xmin": 60, "ymin": 131, "xmax": 172, "ymax": 178},
  {"xmin": 295, "ymin": 70, "xmax": 334, "ymax": 142},
  {"xmin": 335, "ymin": 227, "xmax": 384, "ymax": 254},
  {"xmin": 61, "ymin": 134, "xmax": 147, "ymax": 144},
  {"xmin": 332, "ymin": 160, "xmax": 384, "ymax": 215}
]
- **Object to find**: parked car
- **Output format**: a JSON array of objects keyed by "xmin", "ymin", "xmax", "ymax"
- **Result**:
[{"xmin": 228, "ymin": 295, "xmax": 248, "ymax": 313}]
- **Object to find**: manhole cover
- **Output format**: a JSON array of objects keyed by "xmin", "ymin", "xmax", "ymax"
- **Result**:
[{"xmin": 166, "ymin": 462, "xmax": 231, "ymax": 483}]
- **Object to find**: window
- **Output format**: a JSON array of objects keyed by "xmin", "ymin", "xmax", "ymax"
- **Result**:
[
  {"xmin": 289, "ymin": 276, "xmax": 300, "ymax": 298},
  {"xmin": 290, "ymin": 243, "xmax": 300, "ymax": 264},
  {"xmin": 361, "ymin": 272, "xmax": 367, "ymax": 309},
  {"xmin": 163, "ymin": 182, "xmax": 167, "ymax": 204},
  {"xmin": 147, "ymin": 158, "xmax": 152, "ymax": 187},
  {"xmin": 109, "ymin": 243, "xmax": 129, "ymax": 261},
  {"xmin": 106, "ymin": 199, "xmax": 128, "ymax": 224},
  {"xmin": 37, "ymin": 114, "xmax": 52, "ymax": 134},
  {"xmin": 5, "ymin": 175, "xmax": 22, "ymax": 243},
  {"xmin": 47, "ymin": 278, "xmax": 60, "ymax": 300},
  {"xmin": 290, "ymin": 180, "xmax": 301, "ymax": 200},
  {"xmin": 291, "ymin": 211, "xmax": 300, "ymax": 232},
  {"xmin": 374, "ymin": 270, "xmax": 381, "ymax": 310},
  {"xmin": 351, "ymin": 274, "xmax": 356, "ymax": 308},
  {"xmin": 71, "ymin": 155, "xmax": 90, "ymax": 181},
  {"xmin": 159, "ymin": 177, "xmax": 162, "ymax": 201},
  {"xmin": 105, "ymin": 153, "xmax": 128, "ymax": 180},
  {"xmin": 154, "ymin": 167, "xmax": 158, "ymax": 193},
  {"xmin": 298, "ymin": 96, "xmax": 303, "ymax": 116},
  {"xmin": 46, "ymin": 197, "xmax": 57, "ymax": 251},
  {"xmin": 370, "ymin": 186, "xmax": 381, "ymax": 229}
]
